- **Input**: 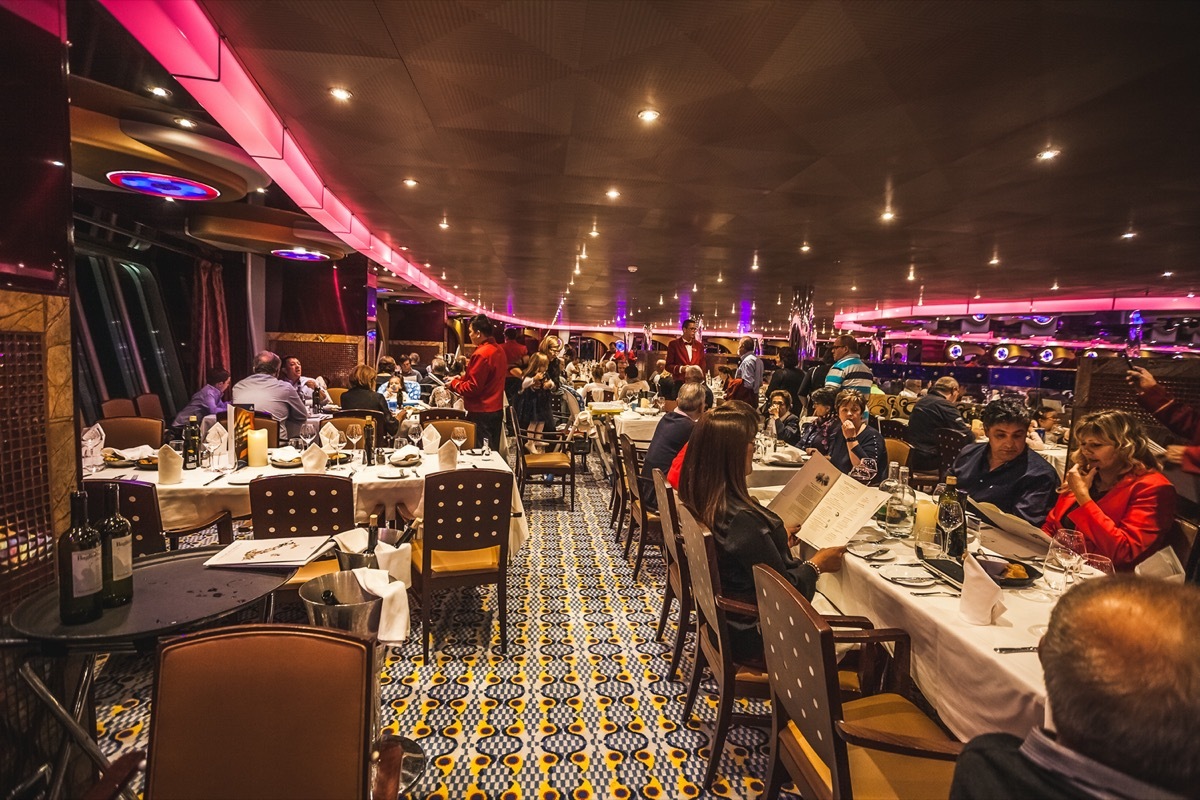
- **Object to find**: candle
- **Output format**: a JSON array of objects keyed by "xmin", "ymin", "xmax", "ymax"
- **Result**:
[
  {"xmin": 914, "ymin": 500, "xmax": 938, "ymax": 543},
  {"xmin": 247, "ymin": 428, "xmax": 268, "ymax": 467}
]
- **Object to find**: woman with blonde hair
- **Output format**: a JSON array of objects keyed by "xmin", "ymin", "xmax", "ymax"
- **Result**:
[
  {"xmin": 678, "ymin": 402, "xmax": 844, "ymax": 663},
  {"xmin": 515, "ymin": 352, "xmax": 553, "ymax": 448},
  {"xmin": 1042, "ymin": 409, "xmax": 1176, "ymax": 570}
]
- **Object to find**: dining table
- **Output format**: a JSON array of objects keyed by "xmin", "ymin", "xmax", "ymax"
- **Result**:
[{"xmin": 612, "ymin": 408, "xmax": 665, "ymax": 442}]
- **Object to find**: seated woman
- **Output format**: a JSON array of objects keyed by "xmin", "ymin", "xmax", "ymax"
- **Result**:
[
  {"xmin": 677, "ymin": 402, "xmax": 844, "ymax": 664},
  {"xmin": 1043, "ymin": 410, "xmax": 1176, "ymax": 571},
  {"xmin": 766, "ymin": 390, "xmax": 802, "ymax": 446},
  {"xmin": 617, "ymin": 364, "xmax": 650, "ymax": 400},
  {"xmin": 341, "ymin": 364, "xmax": 404, "ymax": 441},
  {"xmin": 825, "ymin": 390, "xmax": 884, "ymax": 486},
  {"xmin": 581, "ymin": 365, "xmax": 608, "ymax": 402},
  {"xmin": 799, "ymin": 387, "xmax": 839, "ymax": 455}
]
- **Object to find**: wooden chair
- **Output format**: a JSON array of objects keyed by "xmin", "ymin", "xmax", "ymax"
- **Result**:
[
  {"xmin": 249, "ymin": 474, "xmax": 352, "ymax": 591},
  {"xmin": 879, "ymin": 418, "xmax": 908, "ymax": 442},
  {"xmin": 884, "ymin": 438, "xmax": 911, "ymax": 471},
  {"xmin": 251, "ymin": 415, "xmax": 280, "ymax": 448},
  {"xmin": 424, "ymin": 419, "xmax": 477, "ymax": 450},
  {"xmin": 420, "ymin": 407, "xmax": 467, "ymax": 423},
  {"xmin": 618, "ymin": 433, "xmax": 663, "ymax": 579},
  {"xmin": 936, "ymin": 427, "xmax": 974, "ymax": 478},
  {"xmin": 324, "ymin": 415, "xmax": 373, "ymax": 447},
  {"xmin": 326, "ymin": 386, "xmax": 347, "ymax": 405},
  {"xmin": 97, "ymin": 416, "xmax": 164, "ymax": 450},
  {"xmin": 651, "ymin": 469, "xmax": 693, "ymax": 681},
  {"xmin": 134, "ymin": 392, "xmax": 164, "ymax": 420},
  {"xmin": 331, "ymin": 408, "xmax": 390, "ymax": 444},
  {"xmin": 100, "ymin": 398, "xmax": 136, "ymax": 418},
  {"xmin": 509, "ymin": 406, "xmax": 576, "ymax": 511},
  {"xmin": 85, "ymin": 479, "xmax": 233, "ymax": 557},
  {"xmin": 753, "ymin": 565, "xmax": 961, "ymax": 800},
  {"xmin": 105, "ymin": 625, "xmax": 418, "ymax": 800},
  {"xmin": 412, "ymin": 469, "xmax": 513, "ymax": 661}
]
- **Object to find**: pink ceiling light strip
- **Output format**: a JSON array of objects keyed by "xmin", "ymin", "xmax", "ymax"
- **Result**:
[
  {"xmin": 98, "ymin": 0, "xmax": 537, "ymax": 326},
  {"xmin": 836, "ymin": 295, "xmax": 1200, "ymax": 325}
]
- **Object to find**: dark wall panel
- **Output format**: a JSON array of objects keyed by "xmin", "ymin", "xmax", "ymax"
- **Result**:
[{"xmin": 266, "ymin": 254, "xmax": 367, "ymax": 336}]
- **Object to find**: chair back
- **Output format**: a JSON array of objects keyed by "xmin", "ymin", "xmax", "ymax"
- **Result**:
[
  {"xmin": 618, "ymin": 434, "xmax": 645, "ymax": 511},
  {"xmin": 652, "ymin": 469, "xmax": 686, "ymax": 579},
  {"xmin": 897, "ymin": 396, "xmax": 916, "ymax": 418},
  {"xmin": 422, "ymin": 468, "xmax": 513, "ymax": 555},
  {"xmin": 251, "ymin": 415, "xmax": 280, "ymax": 447},
  {"xmin": 420, "ymin": 407, "xmax": 467, "ymax": 423},
  {"xmin": 884, "ymin": 438, "xmax": 911, "ymax": 470},
  {"xmin": 100, "ymin": 398, "xmax": 137, "ymax": 418},
  {"xmin": 325, "ymin": 416, "xmax": 372, "ymax": 447},
  {"xmin": 425, "ymin": 419, "xmax": 476, "ymax": 449},
  {"xmin": 88, "ymin": 479, "xmax": 166, "ymax": 557},
  {"xmin": 249, "ymin": 474, "xmax": 355, "ymax": 538},
  {"xmin": 98, "ymin": 416, "xmax": 164, "ymax": 450},
  {"xmin": 332, "ymin": 408, "xmax": 387, "ymax": 438},
  {"xmin": 147, "ymin": 625, "xmax": 375, "ymax": 800},
  {"xmin": 326, "ymin": 387, "xmax": 347, "ymax": 405},
  {"xmin": 592, "ymin": 414, "xmax": 614, "ymax": 475},
  {"xmin": 866, "ymin": 394, "xmax": 891, "ymax": 420},
  {"xmin": 559, "ymin": 389, "xmax": 582, "ymax": 426},
  {"xmin": 675, "ymin": 504, "xmax": 730, "ymax": 666},
  {"xmin": 134, "ymin": 393, "xmax": 164, "ymax": 420},
  {"xmin": 936, "ymin": 427, "xmax": 974, "ymax": 477},
  {"xmin": 879, "ymin": 418, "xmax": 908, "ymax": 441},
  {"xmin": 753, "ymin": 564, "xmax": 849, "ymax": 800}
]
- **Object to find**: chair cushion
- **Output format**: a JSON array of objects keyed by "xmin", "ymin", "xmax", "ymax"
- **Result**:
[
  {"xmin": 780, "ymin": 693, "xmax": 956, "ymax": 800},
  {"xmin": 284, "ymin": 558, "xmax": 340, "ymax": 587},
  {"xmin": 525, "ymin": 453, "xmax": 571, "ymax": 468},
  {"xmin": 412, "ymin": 539, "xmax": 500, "ymax": 574}
]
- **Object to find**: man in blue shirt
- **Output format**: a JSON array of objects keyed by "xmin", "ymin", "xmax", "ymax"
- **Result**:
[
  {"xmin": 172, "ymin": 367, "xmax": 230, "ymax": 432},
  {"xmin": 824, "ymin": 334, "xmax": 873, "ymax": 402},
  {"xmin": 734, "ymin": 337, "xmax": 764, "ymax": 394},
  {"xmin": 951, "ymin": 398, "xmax": 1058, "ymax": 526}
]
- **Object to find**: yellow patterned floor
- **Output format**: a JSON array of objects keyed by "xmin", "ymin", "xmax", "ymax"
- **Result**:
[{"xmin": 94, "ymin": 463, "xmax": 796, "ymax": 798}]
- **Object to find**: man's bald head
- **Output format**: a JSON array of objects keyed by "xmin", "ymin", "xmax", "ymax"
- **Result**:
[{"xmin": 684, "ymin": 365, "xmax": 705, "ymax": 383}]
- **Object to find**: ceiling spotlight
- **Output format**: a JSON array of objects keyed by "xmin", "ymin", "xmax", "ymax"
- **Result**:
[
  {"xmin": 751, "ymin": 250, "xmax": 759, "ymax": 270},
  {"xmin": 402, "ymin": 179, "xmax": 418, "ymax": 188},
  {"xmin": 569, "ymin": 277, "xmax": 575, "ymax": 286},
  {"xmin": 1163, "ymin": 271, "xmax": 1174, "ymax": 277},
  {"xmin": 329, "ymin": 87, "xmax": 353, "ymax": 101},
  {"xmin": 989, "ymin": 246, "xmax": 1000, "ymax": 266},
  {"xmin": 439, "ymin": 215, "xmax": 449, "ymax": 230},
  {"xmin": 440, "ymin": 270, "xmax": 446, "ymax": 280},
  {"xmin": 673, "ymin": 290, "xmax": 678, "ymax": 299},
  {"xmin": 574, "ymin": 257, "xmax": 581, "ymax": 275},
  {"xmin": 851, "ymin": 283, "xmax": 857, "ymax": 292},
  {"xmin": 1051, "ymin": 280, "xmax": 1059, "ymax": 291},
  {"xmin": 658, "ymin": 295, "xmax": 664, "ymax": 305},
  {"xmin": 174, "ymin": 117, "xmax": 197, "ymax": 129},
  {"xmin": 606, "ymin": 188, "xmax": 621, "ymax": 199},
  {"xmin": 255, "ymin": 187, "xmax": 267, "ymax": 194},
  {"xmin": 149, "ymin": 86, "xmax": 172, "ymax": 98},
  {"xmin": 49, "ymin": 160, "xmax": 65, "ymax": 167},
  {"xmin": 579, "ymin": 243, "xmax": 587, "ymax": 260},
  {"xmin": 716, "ymin": 272, "xmax": 723, "ymax": 283},
  {"xmin": 589, "ymin": 219, "xmax": 599, "ymax": 237},
  {"xmin": 907, "ymin": 263, "xmax": 915, "ymax": 281},
  {"xmin": 975, "ymin": 289, "xmax": 982, "ymax": 300},
  {"xmin": 881, "ymin": 210, "xmax": 895, "ymax": 222},
  {"xmin": 424, "ymin": 261, "xmax": 431, "ymax": 267},
  {"xmin": 693, "ymin": 283, "xmax": 698, "ymax": 292},
  {"xmin": 1037, "ymin": 147, "xmax": 1061, "ymax": 160},
  {"xmin": 1189, "ymin": 292, "xmax": 1195, "ymax": 298},
  {"xmin": 800, "ymin": 242, "xmax": 811, "ymax": 253},
  {"xmin": 637, "ymin": 108, "xmax": 660, "ymax": 122},
  {"xmin": 1121, "ymin": 230, "xmax": 1137, "ymax": 240},
  {"xmin": 777, "ymin": 294, "xmax": 782, "ymax": 305},
  {"xmin": 627, "ymin": 265, "xmax": 638, "ymax": 273},
  {"xmin": 917, "ymin": 285, "xmax": 925, "ymax": 306}
]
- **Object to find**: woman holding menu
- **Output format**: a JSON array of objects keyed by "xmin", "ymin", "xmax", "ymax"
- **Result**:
[{"xmin": 678, "ymin": 402, "xmax": 845, "ymax": 663}]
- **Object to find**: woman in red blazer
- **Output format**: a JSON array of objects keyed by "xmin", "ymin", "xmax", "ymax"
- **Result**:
[{"xmin": 1042, "ymin": 410, "xmax": 1176, "ymax": 571}]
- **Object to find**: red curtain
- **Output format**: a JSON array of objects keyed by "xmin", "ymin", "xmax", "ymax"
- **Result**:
[{"xmin": 193, "ymin": 258, "xmax": 230, "ymax": 387}]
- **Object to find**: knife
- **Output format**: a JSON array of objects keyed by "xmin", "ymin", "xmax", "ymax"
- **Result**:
[{"xmin": 994, "ymin": 646, "xmax": 1039, "ymax": 654}]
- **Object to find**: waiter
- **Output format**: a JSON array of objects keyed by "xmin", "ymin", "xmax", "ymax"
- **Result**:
[
  {"xmin": 665, "ymin": 318, "xmax": 706, "ymax": 383},
  {"xmin": 448, "ymin": 314, "xmax": 508, "ymax": 450}
]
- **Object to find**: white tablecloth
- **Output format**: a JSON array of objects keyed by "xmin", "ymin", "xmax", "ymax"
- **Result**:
[
  {"xmin": 1037, "ymin": 445, "xmax": 1068, "ymax": 478},
  {"xmin": 613, "ymin": 410, "xmax": 663, "ymax": 442},
  {"xmin": 85, "ymin": 450, "xmax": 529, "ymax": 558}
]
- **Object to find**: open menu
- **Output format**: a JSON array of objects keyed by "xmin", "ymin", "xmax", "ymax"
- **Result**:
[
  {"xmin": 766, "ymin": 452, "xmax": 889, "ymax": 551},
  {"xmin": 967, "ymin": 498, "xmax": 1051, "ymax": 548},
  {"xmin": 203, "ymin": 536, "xmax": 334, "ymax": 568}
]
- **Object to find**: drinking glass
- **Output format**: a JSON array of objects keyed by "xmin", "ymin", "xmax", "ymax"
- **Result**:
[
  {"xmin": 934, "ymin": 499, "xmax": 965, "ymax": 559},
  {"xmin": 451, "ymin": 426, "xmax": 468, "ymax": 451},
  {"xmin": 300, "ymin": 421, "xmax": 319, "ymax": 449},
  {"xmin": 203, "ymin": 441, "xmax": 223, "ymax": 473},
  {"xmin": 346, "ymin": 424, "xmax": 363, "ymax": 463},
  {"xmin": 849, "ymin": 457, "xmax": 878, "ymax": 485},
  {"xmin": 1043, "ymin": 530, "xmax": 1086, "ymax": 593},
  {"xmin": 408, "ymin": 425, "xmax": 422, "ymax": 449},
  {"xmin": 1079, "ymin": 553, "xmax": 1114, "ymax": 578},
  {"xmin": 331, "ymin": 431, "xmax": 348, "ymax": 468}
]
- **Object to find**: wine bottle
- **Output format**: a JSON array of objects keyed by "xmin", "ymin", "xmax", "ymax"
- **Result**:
[
  {"xmin": 96, "ymin": 483, "xmax": 133, "ymax": 607},
  {"xmin": 367, "ymin": 513, "xmax": 379, "ymax": 553},
  {"xmin": 59, "ymin": 490, "xmax": 103, "ymax": 624},
  {"xmin": 941, "ymin": 474, "xmax": 968, "ymax": 560},
  {"xmin": 183, "ymin": 415, "xmax": 199, "ymax": 470},
  {"xmin": 363, "ymin": 422, "xmax": 375, "ymax": 466}
]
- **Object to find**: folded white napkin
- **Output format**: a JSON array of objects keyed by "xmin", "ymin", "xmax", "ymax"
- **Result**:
[
  {"xmin": 271, "ymin": 445, "xmax": 303, "ymax": 461},
  {"xmin": 103, "ymin": 445, "xmax": 157, "ymax": 461},
  {"xmin": 83, "ymin": 423, "xmax": 105, "ymax": 448},
  {"xmin": 301, "ymin": 442, "xmax": 327, "ymax": 474},
  {"xmin": 157, "ymin": 444, "xmax": 183, "ymax": 485},
  {"xmin": 333, "ymin": 527, "xmax": 369, "ymax": 553},
  {"xmin": 350, "ymin": 568, "xmax": 409, "ymax": 643},
  {"xmin": 374, "ymin": 541, "xmax": 412, "ymax": 585},
  {"xmin": 763, "ymin": 445, "xmax": 806, "ymax": 464},
  {"xmin": 1134, "ymin": 547, "xmax": 1185, "ymax": 583},
  {"xmin": 390, "ymin": 444, "xmax": 422, "ymax": 464},
  {"xmin": 205, "ymin": 422, "xmax": 227, "ymax": 451},
  {"xmin": 320, "ymin": 421, "xmax": 339, "ymax": 449},
  {"xmin": 959, "ymin": 554, "xmax": 1006, "ymax": 625},
  {"xmin": 422, "ymin": 424, "xmax": 442, "ymax": 453},
  {"xmin": 438, "ymin": 439, "xmax": 458, "ymax": 470}
]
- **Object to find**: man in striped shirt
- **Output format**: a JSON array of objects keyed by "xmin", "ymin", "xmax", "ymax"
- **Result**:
[{"xmin": 824, "ymin": 334, "xmax": 874, "ymax": 402}]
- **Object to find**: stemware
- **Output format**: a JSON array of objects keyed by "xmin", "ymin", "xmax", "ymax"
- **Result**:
[
  {"xmin": 451, "ymin": 425, "xmax": 468, "ymax": 451},
  {"xmin": 1044, "ymin": 530, "xmax": 1086, "ymax": 594},
  {"xmin": 346, "ymin": 424, "xmax": 363, "ymax": 463},
  {"xmin": 300, "ymin": 421, "xmax": 319, "ymax": 449},
  {"xmin": 933, "ymin": 498, "xmax": 965, "ymax": 558},
  {"xmin": 331, "ymin": 431, "xmax": 348, "ymax": 468},
  {"xmin": 1079, "ymin": 552, "xmax": 1114, "ymax": 578}
]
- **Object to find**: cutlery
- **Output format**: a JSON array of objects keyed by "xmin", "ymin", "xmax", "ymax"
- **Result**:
[
  {"xmin": 911, "ymin": 590, "xmax": 960, "ymax": 597},
  {"xmin": 872, "ymin": 561, "xmax": 922, "ymax": 568},
  {"xmin": 850, "ymin": 548, "xmax": 889, "ymax": 560},
  {"xmin": 994, "ymin": 646, "xmax": 1039, "ymax": 654}
]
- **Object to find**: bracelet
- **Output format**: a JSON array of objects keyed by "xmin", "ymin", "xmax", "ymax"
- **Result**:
[
  {"xmin": 803, "ymin": 560, "xmax": 822, "ymax": 577},
  {"xmin": 845, "ymin": 437, "xmax": 858, "ymax": 443}
]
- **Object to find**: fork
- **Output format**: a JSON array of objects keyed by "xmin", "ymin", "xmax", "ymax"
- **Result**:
[{"xmin": 911, "ymin": 590, "xmax": 960, "ymax": 597}]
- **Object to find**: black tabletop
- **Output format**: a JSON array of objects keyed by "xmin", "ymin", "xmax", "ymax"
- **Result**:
[{"xmin": 9, "ymin": 547, "xmax": 294, "ymax": 649}]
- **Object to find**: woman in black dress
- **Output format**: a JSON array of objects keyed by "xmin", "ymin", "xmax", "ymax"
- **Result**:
[{"xmin": 341, "ymin": 364, "xmax": 404, "ymax": 441}]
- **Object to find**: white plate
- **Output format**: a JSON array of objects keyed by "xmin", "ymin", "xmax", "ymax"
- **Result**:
[
  {"xmin": 877, "ymin": 564, "xmax": 937, "ymax": 587},
  {"xmin": 376, "ymin": 468, "xmax": 407, "ymax": 480},
  {"xmin": 227, "ymin": 473, "xmax": 255, "ymax": 486}
]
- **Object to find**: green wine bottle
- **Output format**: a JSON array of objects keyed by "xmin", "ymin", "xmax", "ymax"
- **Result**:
[
  {"xmin": 97, "ymin": 483, "xmax": 134, "ymax": 607},
  {"xmin": 59, "ymin": 490, "xmax": 103, "ymax": 624}
]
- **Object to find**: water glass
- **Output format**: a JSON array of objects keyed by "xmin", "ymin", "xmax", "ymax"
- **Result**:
[
  {"xmin": 170, "ymin": 439, "xmax": 185, "ymax": 453},
  {"xmin": 1079, "ymin": 553, "xmax": 1114, "ymax": 578}
]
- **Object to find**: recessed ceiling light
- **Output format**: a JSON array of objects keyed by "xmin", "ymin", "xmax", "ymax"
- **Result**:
[
  {"xmin": 800, "ymin": 242, "xmax": 811, "ymax": 253},
  {"xmin": 589, "ymin": 219, "xmax": 599, "ymax": 237},
  {"xmin": 881, "ymin": 210, "xmax": 895, "ymax": 222},
  {"xmin": 174, "ymin": 117, "xmax": 197, "ymax": 129},
  {"xmin": 1121, "ymin": 230, "xmax": 1137, "ymax": 240},
  {"xmin": 439, "ymin": 215, "xmax": 449, "ymax": 230},
  {"xmin": 329, "ymin": 87, "xmax": 353, "ymax": 101},
  {"xmin": 716, "ymin": 272, "xmax": 723, "ymax": 283},
  {"xmin": 751, "ymin": 251, "xmax": 759, "ymax": 271},
  {"xmin": 606, "ymin": 188, "xmax": 621, "ymax": 199},
  {"xmin": 399, "ymin": 246, "xmax": 408, "ymax": 251},
  {"xmin": 49, "ymin": 160, "xmax": 64, "ymax": 167},
  {"xmin": 1163, "ymin": 271, "xmax": 1174, "ymax": 277},
  {"xmin": 637, "ymin": 108, "xmax": 659, "ymax": 122},
  {"xmin": 907, "ymin": 264, "xmax": 915, "ymax": 281},
  {"xmin": 989, "ymin": 256, "xmax": 1000, "ymax": 266},
  {"xmin": 1037, "ymin": 147, "xmax": 1061, "ymax": 161},
  {"xmin": 402, "ymin": 179, "xmax": 418, "ymax": 188},
  {"xmin": 255, "ymin": 187, "xmax": 267, "ymax": 194},
  {"xmin": 579, "ymin": 243, "xmax": 587, "ymax": 260},
  {"xmin": 1051, "ymin": 280, "xmax": 1059, "ymax": 291},
  {"xmin": 149, "ymin": 86, "xmax": 172, "ymax": 98},
  {"xmin": 627, "ymin": 265, "xmax": 638, "ymax": 273}
]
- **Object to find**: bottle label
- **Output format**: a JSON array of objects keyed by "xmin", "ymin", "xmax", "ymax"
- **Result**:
[
  {"xmin": 73, "ymin": 548, "xmax": 102, "ymax": 598},
  {"xmin": 111, "ymin": 536, "xmax": 133, "ymax": 581}
]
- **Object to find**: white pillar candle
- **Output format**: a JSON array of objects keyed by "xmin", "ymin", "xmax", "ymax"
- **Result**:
[{"xmin": 247, "ymin": 428, "xmax": 268, "ymax": 467}]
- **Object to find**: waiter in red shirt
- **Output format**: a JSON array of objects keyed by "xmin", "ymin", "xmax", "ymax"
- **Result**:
[
  {"xmin": 449, "ymin": 314, "xmax": 508, "ymax": 450},
  {"xmin": 665, "ymin": 318, "xmax": 706, "ymax": 382}
]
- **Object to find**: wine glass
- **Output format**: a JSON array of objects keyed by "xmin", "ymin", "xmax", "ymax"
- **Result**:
[
  {"xmin": 1044, "ymin": 530, "xmax": 1086, "ymax": 594},
  {"xmin": 330, "ymin": 430, "xmax": 348, "ymax": 468},
  {"xmin": 934, "ymin": 500, "xmax": 965, "ymax": 560},
  {"xmin": 451, "ymin": 425, "xmax": 468, "ymax": 452},
  {"xmin": 849, "ymin": 457, "xmax": 879, "ymax": 485},
  {"xmin": 346, "ymin": 424, "xmax": 363, "ymax": 463},
  {"xmin": 1080, "ymin": 553, "xmax": 1114, "ymax": 578},
  {"xmin": 300, "ymin": 420, "xmax": 319, "ymax": 449}
]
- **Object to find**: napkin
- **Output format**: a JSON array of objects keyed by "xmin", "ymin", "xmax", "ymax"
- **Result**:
[
  {"xmin": 320, "ymin": 421, "xmax": 340, "ymax": 450},
  {"xmin": 157, "ymin": 444, "xmax": 183, "ymax": 485},
  {"xmin": 205, "ymin": 423, "xmax": 228, "ymax": 469},
  {"xmin": 438, "ymin": 440, "xmax": 458, "ymax": 470},
  {"xmin": 763, "ymin": 445, "xmax": 806, "ymax": 464},
  {"xmin": 350, "ymin": 568, "xmax": 409, "ymax": 643},
  {"xmin": 422, "ymin": 424, "xmax": 442, "ymax": 453},
  {"xmin": 1134, "ymin": 547, "xmax": 1185, "ymax": 583},
  {"xmin": 301, "ymin": 442, "xmax": 327, "ymax": 474},
  {"xmin": 271, "ymin": 445, "xmax": 303, "ymax": 461},
  {"xmin": 390, "ymin": 444, "xmax": 422, "ymax": 465},
  {"xmin": 374, "ymin": 541, "xmax": 412, "ymax": 585},
  {"xmin": 103, "ymin": 445, "xmax": 157, "ymax": 461},
  {"xmin": 959, "ymin": 554, "xmax": 1006, "ymax": 625},
  {"xmin": 333, "ymin": 527, "xmax": 369, "ymax": 553}
]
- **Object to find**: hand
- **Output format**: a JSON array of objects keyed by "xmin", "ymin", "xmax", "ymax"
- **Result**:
[
  {"xmin": 1166, "ymin": 444, "xmax": 1186, "ymax": 465},
  {"xmin": 543, "ymin": 380, "xmax": 555, "ymax": 390},
  {"xmin": 810, "ymin": 546, "xmax": 846, "ymax": 574},
  {"xmin": 1066, "ymin": 463, "xmax": 1096, "ymax": 501},
  {"xmin": 1127, "ymin": 366, "xmax": 1156, "ymax": 390},
  {"xmin": 841, "ymin": 419, "xmax": 856, "ymax": 438},
  {"xmin": 303, "ymin": 379, "xmax": 318, "ymax": 390},
  {"xmin": 785, "ymin": 523, "xmax": 803, "ymax": 548},
  {"xmin": 806, "ymin": 448, "xmax": 818, "ymax": 456}
]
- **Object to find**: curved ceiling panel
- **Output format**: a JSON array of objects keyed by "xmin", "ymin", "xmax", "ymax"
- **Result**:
[{"xmin": 184, "ymin": 204, "xmax": 347, "ymax": 260}]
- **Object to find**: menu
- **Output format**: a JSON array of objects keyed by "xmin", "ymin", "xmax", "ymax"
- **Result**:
[
  {"xmin": 967, "ymin": 498, "xmax": 1050, "ymax": 548},
  {"xmin": 203, "ymin": 536, "xmax": 334, "ymax": 568},
  {"xmin": 766, "ymin": 452, "xmax": 889, "ymax": 551}
]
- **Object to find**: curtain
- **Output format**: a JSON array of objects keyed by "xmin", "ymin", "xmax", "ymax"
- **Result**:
[{"xmin": 193, "ymin": 258, "xmax": 230, "ymax": 387}]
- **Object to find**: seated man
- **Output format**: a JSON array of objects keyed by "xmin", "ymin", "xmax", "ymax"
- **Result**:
[
  {"xmin": 640, "ymin": 383, "xmax": 705, "ymax": 511},
  {"xmin": 281, "ymin": 355, "xmax": 327, "ymax": 408},
  {"xmin": 907, "ymin": 375, "xmax": 971, "ymax": 471},
  {"xmin": 171, "ymin": 367, "xmax": 230, "ymax": 432},
  {"xmin": 682, "ymin": 365, "xmax": 714, "ymax": 411},
  {"xmin": 231, "ymin": 351, "xmax": 309, "ymax": 438},
  {"xmin": 617, "ymin": 364, "xmax": 650, "ymax": 400},
  {"xmin": 951, "ymin": 398, "xmax": 1059, "ymax": 526},
  {"xmin": 950, "ymin": 576, "xmax": 1200, "ymax": 800}
]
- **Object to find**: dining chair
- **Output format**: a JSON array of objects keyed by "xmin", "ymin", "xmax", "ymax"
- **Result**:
[
  {"xmin": 601, "ymin": 417, "xmax": 629, "ymax": 535},
  {"xmin": 248, "ymin": 474, "xmax": 352, "ymax": 594},
  {"xmin": 752, "ymin": 565, "xmax": 961, "ymax": 800},
  {"xmin": 867, "ymin": 395, "xmax": 891, "ymax": 420},
  {"xmin": 419, "ymin": 407, "xmax": 467, "ymax": 423},
  {"xmin": 325, "ymin": 415, "xmax": 373, "ymax": 446},
  {"xmin": 133, "ymin": 392, "xmax": 164, "ymax": 420},
  {"xmin": 97, "ymin": 416, "xmax": 164, "ymax": 450},
  {"xmin": 651, "ymin": 469, "xmax": 693, "ymax": 681},
  {"xmin": 509, "ymin": 407, "xmax": 575, "ymax": 511},
  {"xmin": 95, "ymin": 625, "xmax": 420, "ymax": 800},
  {"xmin": 86, "ymin": 479, "xmax": 233, "ymax": 557},
  {"xmin": 332, "ymin": 408, "xmax": 389, "ymax": 443},
  {"xmin": 879, "ymin": 418, "xmax": 908, "ymax": 442},
  {"xmin": 251, "ymin": 414, "xmax": 280, "ymax": 447},
  {"xmin": 618, "ymin": 433, "xmax": 662, "ymax": 579},
  {"xmin": 424, "ymin": 419, "xmax": 476, "ymax": 450},
  {"xmin": 100, "ymin": 398, "xmax": 136, "ymax": 418},
  {"xmin": 326, "ymin": 386, "xmax": 347, "ymax": 405},
  {"xmin": 883, "ymin": 438, "xmax": 911, "ymax": 471},
  {"xmin": 412, "ymin": 468, "xmax": 513, "ymax": 661},
  {"xmin": 897, "ymin": 397, "xmax": 916, "ymax": 419},
  {"xmin": 936, "ymin": 427, "xmax": 974, "ymax": 478}
]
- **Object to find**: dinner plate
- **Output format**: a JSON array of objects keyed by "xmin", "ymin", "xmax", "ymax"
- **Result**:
[
  {"xmin": 103, "ymin": 458, "xmax": 136, "ymax": 469},
  {"xmin": 227, "ymin": 473, "xmax": 255, "ymax": 486},
  {"xmin": 390, "ymin": 455, "xmax": 423, "ymax": 467},
  {"xmin": 847, "ymin": 542, "xmax": 894, "ymax": 561},
  {"xmin": 376, "ymin": 468, "xmax": 406, "ymax": 480},
  {"xmin": 877, "ymin": 564, "xmax": 937, "ymax": 587},
  {"xmin": 761, "ymin": 458, "xmax": 807, "ymax": 468},
  {"xmin": 326, "ymin": 452, "xmax": 353, "ymax": 466},
  {"xmin": 135, "ymin": 459, "xmax": 158, "ymax": 471},
  {"xmin": 269, "ymin": 458, "xmax": 303, "ymax": 469}
]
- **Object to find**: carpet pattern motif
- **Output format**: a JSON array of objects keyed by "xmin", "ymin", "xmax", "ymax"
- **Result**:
[{"xmin": 94, "ymin": 466, "xmax": 794, "ymax": 798}]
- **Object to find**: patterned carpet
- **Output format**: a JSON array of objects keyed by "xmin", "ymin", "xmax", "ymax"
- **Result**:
[{"xmin": 94, "ymin": 460, "xmax": 794, "ymax": 798}]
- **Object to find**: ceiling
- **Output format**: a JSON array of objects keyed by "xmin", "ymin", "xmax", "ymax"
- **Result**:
[{"xmin": 102, "ymin": 1, "xmax": 1200, "ymax": 329}]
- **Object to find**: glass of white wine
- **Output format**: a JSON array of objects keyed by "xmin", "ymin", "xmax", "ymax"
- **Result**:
[{"xmin": 451, "ymin": 425, "xmax": 468, "ymax": 452}]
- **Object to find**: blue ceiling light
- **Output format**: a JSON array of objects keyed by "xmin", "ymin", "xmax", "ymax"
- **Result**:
[
  {"xmin": 1038, "ymin": 348, "xmax": 1056, "ymax": 363},
  {"xmin": 947, "ymin": 344, "xmax": 964, "ymax": 359},
  {"xmin": 270, "ymin": 247, "xmax": 330, "ymax": 261},
  {"xmin": 106, "ymin": 170, "xmax": 220, "ymax": 200},
  {"xmin": 993, "ymin": 345, "xmax": 1011, "ymax": 362}
]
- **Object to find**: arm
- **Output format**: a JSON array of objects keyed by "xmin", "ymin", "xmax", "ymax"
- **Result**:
[
  {"xmin": 1067, "ymin": 476, "xmax": 1177, "ymax": 568},
  {"xmin": 723, "ymin": 509, "xmax": 819, "ymax": 600},
  {"xmin": 450, "ymin": 354, "xmax": 484, "ymax": 399},
  {"xmin": 283, "ymin": 382, "xmax": 310, "ymax": 423},
  {"xmin": 824, "ymin": 363, "xmax": 844, "ymax": 390},
  {"xmin": 1012, "ymin": 471, "xmax": 1060, "ymax": 527},
  {"xmin": 1138, "ymin": 383, "xmax": 1200, "ymax": 443}
]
